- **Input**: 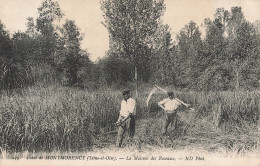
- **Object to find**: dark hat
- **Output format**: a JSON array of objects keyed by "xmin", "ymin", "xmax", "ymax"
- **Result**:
[
  {"xmin": 122, "ymin": 89, "xmax": 130, "ymax": 95},
  {"xmin": 167, "ymin": 91, "xmax": 174, "ymax": 97}
]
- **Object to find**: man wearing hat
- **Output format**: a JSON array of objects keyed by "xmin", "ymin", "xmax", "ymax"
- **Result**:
[
  {"xmin": 115, "ymin": 89, "xmax": 136, "ymax": 147},
  {"xmin": 158, "ymin": 91, "xmax": 190, "ymax": 136}
]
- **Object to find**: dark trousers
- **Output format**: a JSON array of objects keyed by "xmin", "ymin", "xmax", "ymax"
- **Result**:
[
  {"xmin": 162, "ymin": 112, "xmax": 177, "ymax": 134},
  {"xmin": 129, "ymin": 115, "xmax": 135, "ymax": 138}
]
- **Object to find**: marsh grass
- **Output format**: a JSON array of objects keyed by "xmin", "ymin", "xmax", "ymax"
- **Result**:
[
  {"xmin": 0, "ymin": 85, "xmax": 259, "ymax": 158},
  {"xmin": 0, "ymin": 85, "xmax": 121, "ymax": 154}
]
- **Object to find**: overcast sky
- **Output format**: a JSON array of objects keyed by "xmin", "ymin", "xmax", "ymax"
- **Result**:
[{"xmin": 0, "ymin": 0, "xmax": 259, "ymax": 61}]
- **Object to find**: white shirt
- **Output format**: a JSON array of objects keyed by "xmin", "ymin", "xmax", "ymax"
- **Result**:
[
  {"xmin": 158, "ymin": 98, "xmax": 181, "ymax": 113},
  {"xmin": 120, "ymin": 98, "xmax": 136, "ymax": 117}
]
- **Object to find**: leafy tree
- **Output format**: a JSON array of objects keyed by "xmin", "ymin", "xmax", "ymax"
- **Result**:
[
  {"xmin": 214, "ymin": 8, "xmax": 230, "ymax": 37},
  {"xmin": 12, "ymin": 32, "xmax": 32, "ymax": 61},
  {"xmin": 197, "ymin": 8, "xmax": 232, "ymax": 91},
  {"xmin": 228, "ymin": 21, "xmax": 259, "ymax": 89},
  {"xmin": 55, "ymin": 20, "xmax": 90, "ymax": 86},
  {"xmin": 36, "ymin": 0, "xmax": 63, "ymax": 35},
  {"xmin": 225, "ymin": 7, "xmax": 259, "ymax": 89},
  {"xmin": 149, "ymin": 24, "xmax": 174, "ymax": 85},
  {"xmin": 0, "ymin": 20, "xmax": 12, "ymax": 57},
  {"xmin": 175, "ymin": 21, "xmax": 203, "ymax": 89},
  {"xmin": 101, "ymin": 0, "xmax": 165, "ymax": 95},
  {"xmin": 103, "ymin": 52, "xmax": 132, "ymax": 87},
  {"xmin": 196, "ymin": 7, "xmax": 259, "ymax": 90},
  {"xmin": 0, "ymin": 21, "xmax": 33, "ymax": 89},
  {"xmin": 26, "ymin": 17, "xmax": 37, "ymax": 37},
  {"xmin": 36, "ymin": 0, "xmax": 63, "ymax": 63},
  {"xmin": 76, "ymin": 50, "xmax": 95, "ymax": 89},
  {"xmin": 0, "ymin": 21, "xmax": 12, "ymax": 89}
]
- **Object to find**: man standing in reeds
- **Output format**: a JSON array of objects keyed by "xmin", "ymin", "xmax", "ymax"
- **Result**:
[
  {"xmin": 115, "ymin": 89, "xmax": 136, "ymax": 147},
  {"xmin": 158, "ymin": 91, "xmax": 190, "ymax": 136}
]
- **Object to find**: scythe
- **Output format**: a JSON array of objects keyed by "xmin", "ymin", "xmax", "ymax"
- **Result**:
[
  {"xmin": 146, "ymin": 85, "xmax": 195, "ymax": 111},
  {"xmin": 146, "ymin": 86, "xmax": 158, "ymax": 107}
]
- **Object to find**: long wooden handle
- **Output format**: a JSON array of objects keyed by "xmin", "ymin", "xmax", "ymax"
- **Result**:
[
  {"xmin": 154, "ymin": 85, "xmax": 167, "ymax": 93},
  {"xmin": 175, "ymin": 98, "xmax": 189, "ymax": 107}
]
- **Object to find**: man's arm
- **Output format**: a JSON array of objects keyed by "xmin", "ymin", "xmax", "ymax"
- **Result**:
[
  {"xmin": 115, "ymin": 113, "xmax": 130, "ymax": 125},
  {"xmin": 128, "ymin": 99, "xmax": 136, "ymax": 115},
  {"xmin": 158, "ymin": 99, "xmax": 167, "ymax": 110},
  {"xmin": 115, "ymin": 101, "xmax": 124, "ymax": 124},
  {"xmin": 158, "ymin": 103, "xmax": 165, "ymax": 110},
  {"xmin": 175, "ymin": 98, "xmax": 190, "ymax": 108},
  {"xmin": 116, "ymin": 114, "xmax": 122, "ymax": 123}
]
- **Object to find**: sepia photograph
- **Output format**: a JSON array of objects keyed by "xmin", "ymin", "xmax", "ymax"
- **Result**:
[{"xmin": 0, "ymin": 0, "xmax": 260, "ymax": 165}]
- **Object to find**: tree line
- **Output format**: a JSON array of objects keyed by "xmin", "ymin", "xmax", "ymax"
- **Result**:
[{"xmin": 0, "ymin": 0, "xmax": 259, "ymax": 91}]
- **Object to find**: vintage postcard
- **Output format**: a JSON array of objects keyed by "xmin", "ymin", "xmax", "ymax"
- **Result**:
[{"xmin": 0, "ymin": 0, "xmax": 259, "ymax": 166}]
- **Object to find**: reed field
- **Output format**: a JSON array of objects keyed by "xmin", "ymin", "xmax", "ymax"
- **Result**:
[{"xmin": 0, "ymin": 85, "xmax": 259, "ymax": 158}]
